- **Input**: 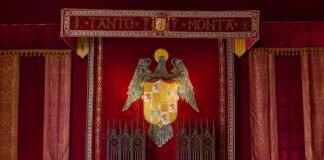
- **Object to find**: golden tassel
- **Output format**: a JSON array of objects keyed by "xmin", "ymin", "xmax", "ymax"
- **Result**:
[{"xmin": 233, "ymin": 38, "xmax": 247, "ymax": 57}]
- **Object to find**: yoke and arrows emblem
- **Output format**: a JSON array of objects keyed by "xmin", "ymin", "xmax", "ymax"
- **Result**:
[{"xmin": 123, "ymin": 48, "xmax": 199, "ymax": 147}]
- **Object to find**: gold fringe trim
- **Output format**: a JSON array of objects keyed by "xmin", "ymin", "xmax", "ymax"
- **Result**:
[
  {"xmin": 0, "ymin": 49, "xmax": 72, "ymax": 57},
  {"xmin": 250, "ymin": 48, "xmax": 324, "ymax": 56}
]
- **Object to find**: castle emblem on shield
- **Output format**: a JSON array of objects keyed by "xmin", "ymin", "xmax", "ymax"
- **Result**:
[
  {"xmin": 123, "ymin": 49, "xmax": 199, "ymax": 147},
  {"xmin": 152, "ymin": 13, "xmax": 170, "ymax": 34}
]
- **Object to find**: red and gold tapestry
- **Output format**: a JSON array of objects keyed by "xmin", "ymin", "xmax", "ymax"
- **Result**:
[{"xmin": 0, "ymin": 54, "xmax": 19, "ymax": 160}]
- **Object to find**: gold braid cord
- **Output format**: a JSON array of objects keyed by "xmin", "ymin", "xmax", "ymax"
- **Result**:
[
  {"xmin": 218, "ymin": 39, "xmax": 226, "ymax": 160},
  {"xmin": 0, "ymin": 49, "xmax": 71, "ymax": 57},
  {"xmin": 95, "ymin": 38, "xmax": 103, "ymax": 160},
  {"xmin": 250, "ymin": 48, "xmax": 324, "ymax": 56}
]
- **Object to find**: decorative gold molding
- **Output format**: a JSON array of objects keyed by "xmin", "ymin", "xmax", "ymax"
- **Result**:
[
  {"xmin": 250, "ymin": 48, "xmax": 324, "ymax": 56},
  {"xmin": 0, "ymin": 50, "xmax": 72, "ymax": 57}
]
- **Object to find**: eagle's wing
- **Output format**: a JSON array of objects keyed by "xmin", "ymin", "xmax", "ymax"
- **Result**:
[
  {"xmin": 171, "ymin": 58, "xmax": 199, "ymax": 112},
  {"xmin": 123, "ymin": 58, "xmax": 151, "ymax": 111}
]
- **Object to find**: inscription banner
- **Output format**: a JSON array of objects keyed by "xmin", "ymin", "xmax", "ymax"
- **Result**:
[
  {"xmin": 61, "ymin": 9, "xmax": 259, "ymax": 39},
  {"xmin": 61, "ymin": 9, "xmax": 259, "ymax": 57}
]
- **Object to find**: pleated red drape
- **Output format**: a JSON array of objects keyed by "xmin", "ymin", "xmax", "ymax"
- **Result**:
[
  {"xmin": 249, "ymin": 53, "xmax": 278, "ymax": 160},
  {"xmin": 249, "ymin": 48, "xmax": 324, "ymax": 160},
  {"xmin": 43, "ymin": 54, "xmax": 71, "ymax": 160},
  {"xmin": 301, "ymin": 53, "xmax": 324, "ymax": 160}
]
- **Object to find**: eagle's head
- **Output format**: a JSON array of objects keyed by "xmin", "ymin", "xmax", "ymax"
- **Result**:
[
  {"xmin": 137, "ymin": 58, "xmax": 151, "ymax": 72},
  {"xmin": 171, "ymin": 58, "xmax": 185, "ymax": 71}
]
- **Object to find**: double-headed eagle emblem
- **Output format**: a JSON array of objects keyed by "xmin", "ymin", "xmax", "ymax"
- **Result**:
[{"xmin": 123, "ymin": 49, "xmax": 199, "ymax": 147}]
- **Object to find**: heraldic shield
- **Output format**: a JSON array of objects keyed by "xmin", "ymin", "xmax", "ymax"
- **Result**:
[
  {"xmin": 142, "ymin": 79, "xmax": 180, "ymax": 128},
  {"xmin": 155, "ymin": 17, "xmax": 167, "ymax": 31},
  {"xmin": 123, "ymin": 49, "xmax": 199, "ymax": 147},
  {"xmin": 152, "ymin": 13, "xmax": 169, "ymax": 34}
]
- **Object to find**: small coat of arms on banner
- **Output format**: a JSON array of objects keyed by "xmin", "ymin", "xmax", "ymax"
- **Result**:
[
  {"xmin": 152, "ymin": 13, "xmax": 170, "ymax": 34},
  {"xmin": 123, "ymin": 48, "xmax": 199, "ymax": 147}
]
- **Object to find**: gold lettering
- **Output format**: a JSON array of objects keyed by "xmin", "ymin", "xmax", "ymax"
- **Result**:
[
  {"xmin": 196, "ymin": 19, "xmax": 206, "ymax": 31},
  {"xmin": 217, "ymin": 20, "xmax": 223, "ymax": 31},
  {"xmin": 74, "ymin": 17, "xmax": 79, "ymax": 29},
  {"xmin": 206, "ymin": 19, "xmax": 216, "ymax": 31},
  {"xmin": 116, "ymin": 18, "xmax": 123, "ymax": 29},
  {"xmin": 89, "ymin": 17, "xmax": 96, "ymax": 29},
  {"xmin": 225, "ymin": 20, "xmax": 234, "ymax": 31},
  {"xmin": 143, "ymin": 18, "xmax": 150, "ymax": 30},
  {"xmin": 106, "ymin": 18, "xmax": 116, "ymax": 29},
  {"xmin": 124, "ymin": 18, "xmax": 134, "ymax": 29},
  {"xmin": 188, "ymin": 19, "xmax": 195, "ymax": 31},
  {"xmin": 171, "ymin": 18, "xmax": 178, "ymax": 31},
  {"xmin": 97, "ymin": 18, "xmax": 107, "ymax": 29}
]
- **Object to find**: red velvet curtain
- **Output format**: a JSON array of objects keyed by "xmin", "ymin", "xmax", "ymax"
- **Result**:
[
  {"xmin": 248, "ymin": 48, "xmax": 324, "ymax": 160},
  {"xmin": 249, "ymin": 53, "xmax": 278, "ymax": 160},
  {"xmin": 43, "ymin": 54, "xmax": 71, "ymax": 160},
  {"xmin": 235, "ymin": 22, "xmax": 324, "ymax": 160},
  {"xmin": 301, "ymin": 53, "xmax": 324, "ymax": 160}
]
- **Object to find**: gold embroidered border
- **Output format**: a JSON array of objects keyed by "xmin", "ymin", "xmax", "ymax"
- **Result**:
[
  {"xmin": 226, "ymin": 39, "xmax": 235, "ymax": 160},
  {"xmin": 61, "ymin": 9, "xmax": 259, "ymax": 39},
  {"xmin": 95, "ymin": 38, "xmax": 103, "ymax": 160},
  {"xmin": 0, "ymin": 50, "xmax": 71, "ymax": 57},
  {"xmin": 218, "ymin": 39, "xmax": 226, "ymax": 160},
  {"xmin": 86, "ymin": 38, "xmax": 95, "ymax": 160},
  {"xmin": 250, "ymin": 48, "xmax": 324, "ymax": 56},
  {"xmin": 0, "ymin": 54, "xmax": 19, "ymax": 160}
]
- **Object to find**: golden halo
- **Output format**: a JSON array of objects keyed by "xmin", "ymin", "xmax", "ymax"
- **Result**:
[{"xmin": 154, "ymin": 48, "xmax": 169, "ymax": 62}]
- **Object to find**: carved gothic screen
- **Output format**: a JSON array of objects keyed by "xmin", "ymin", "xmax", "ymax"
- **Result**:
[
  {"xmin": 177, "ymin": 120, "xmax": 216, "ymax": 160},
  {"xmin": 106, "ymin": 120, "xmax": 145, "ymax": 160}
]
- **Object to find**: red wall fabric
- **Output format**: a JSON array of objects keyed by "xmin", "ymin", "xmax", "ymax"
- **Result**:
[
  {"xmin": 234, "ymin": 55, "xmax": 251, "ymax": 160},
  {"xmin": 257, "ymin": 22, "xmax": 324, "ymax": 47},
  {"xmin": 0, "ymin": 24, "xmax": 68, "ymax": 49},
  {"xmin": 70, "ymin": 53, "xmax": 88, "ymax": 160},
  {"xmin": 18, "ymin": 57, "xmax": 45, "ymax": 160}
]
